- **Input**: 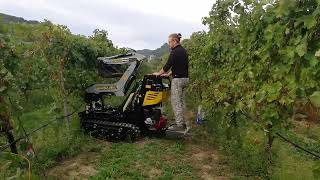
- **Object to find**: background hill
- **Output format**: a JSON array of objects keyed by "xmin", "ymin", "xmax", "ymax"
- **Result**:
[
  {"xmin": 137, "ymin": 43, "xmax": 170, "ymax": 59},
  {"xmin": 0, "ymin": 13, "xmax": 39, "ymax": 24}
]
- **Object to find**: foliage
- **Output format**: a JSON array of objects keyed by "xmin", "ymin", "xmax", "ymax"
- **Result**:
[
  {"xmin": 183, "ymin": 0, "xmax": 320, "ymax": 177},
  {"xmin": 0, "ymin": 19, "xmax": 118, "ymax": 121},
  {"xmin": 0, "ymin": 19, "xmax": 119, "ymax": 178}
]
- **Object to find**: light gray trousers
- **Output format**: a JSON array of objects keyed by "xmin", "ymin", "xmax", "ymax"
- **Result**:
[{"xmin": 171, "ymin": 78, "xmax": 189, "ymax": 126}]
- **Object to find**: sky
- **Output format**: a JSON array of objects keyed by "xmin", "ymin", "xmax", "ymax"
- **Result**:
[{"xmin": 0, "ymin": 0, "xmax": 214, "ymax": 50}]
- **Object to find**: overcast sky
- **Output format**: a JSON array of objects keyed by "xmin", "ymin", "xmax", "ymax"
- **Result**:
[{"xmin": 0, "ymin": 0, "xmax": 214, "ymax": 50}]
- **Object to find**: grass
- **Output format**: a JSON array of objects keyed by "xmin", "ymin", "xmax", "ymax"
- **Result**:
[
  {"xmin": 19, "ymin": 107, "xmax": 52, "ymax": 130},
  {"xmin": 92, "ymin": 139, "xmax": 197, "ymax": 180},
  {"xmin": 270, "ymin": 120, "xmax": 320, "ymax": 180},
  {"xmin": 271, "ymin": 139, "xmax": 317, "ymax": 180}
]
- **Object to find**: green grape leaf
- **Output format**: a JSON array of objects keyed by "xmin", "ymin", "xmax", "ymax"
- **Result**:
[
  {"xmin": 299, "ymin": 15, "xmax": 317, "ymax": 29},
  {"xmin": 0, "ymin": 86, "xmax": 7, "ymax": 92},
  {"xmin": 266, "ymin": 82, "xmax": 282, "ymax": 102},
  {"xmin": 310, "ymin": 91, "xmax": 320, "ymax": 108},
  {"xmin": 296, "ymin": 42, "xmax": 307, "ymax": 57},
  {"xmin": 256, "ymin": 90, "xmax": 266, "ymax": 103},
  {"xmin": 275, "ymin": 0, "xmax": 296, "ymax": 17},
  {"xmin": 315, "ymin": 49, "xmax": 320, "ymax": 57},
  {"xmin": 310, "ymin": 57, "xmax": 319, "ymax": 67},
  {"xmin": 305, "ymin": 53, "xmax": 319, "ymax": 67}
]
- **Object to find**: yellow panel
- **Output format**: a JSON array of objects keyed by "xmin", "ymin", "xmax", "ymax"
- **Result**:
[
  {"xmin": 142, "ymin": 87, "xmax": 170, "ymax": 106},
  {"xmin": 143, "ymin": 91, "xmax": 163, "ymax": 106}
]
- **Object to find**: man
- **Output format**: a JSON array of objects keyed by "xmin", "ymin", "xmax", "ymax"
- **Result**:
[{"xmin": 152, "ymin": 33, "xmax": 189, "ymax": 133}]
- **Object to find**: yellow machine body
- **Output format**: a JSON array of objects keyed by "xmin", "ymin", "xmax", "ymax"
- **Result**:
[{"xmin": 142, "ymin": 85, "xmax": 170, "ymax": 106}]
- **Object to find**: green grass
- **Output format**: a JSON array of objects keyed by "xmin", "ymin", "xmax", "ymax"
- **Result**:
[
  {"xmin": 270, "ymin": 121, "xmax": 320, "ymax": 180},
  {"xmin": 292, "ymin": 121, "xmax": 320, "ymax": 145},
  {"xmin": 272, "ymin": 139, "xmax": 318, "ymax": 180},
  {"xmin": 19, "ymin": 107, "xmax": 52, "ymax": 130},
  {"xmin": 91, "ymin": 139, "xmax": 198, "ymax": 180}
]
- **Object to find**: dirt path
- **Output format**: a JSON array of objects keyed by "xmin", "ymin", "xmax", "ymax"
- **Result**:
[
  {"xmin": 185, "ymin": 144, "xmax": 233, "ymax": 179},
  {"xmin": 46, "ymin": 152, "xmax": 99, "ymax": 179},
  {"xmin": 46, "ymin": 140, "xmax": 110, "ymax": 179}
]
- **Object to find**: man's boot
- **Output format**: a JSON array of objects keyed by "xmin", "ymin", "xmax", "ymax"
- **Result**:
[{"xmin": 167, "ymin": 123, "xmax": 190, "ymax": 135}]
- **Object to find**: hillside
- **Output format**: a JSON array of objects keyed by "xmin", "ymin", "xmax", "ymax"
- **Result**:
[
  {"xmin": 0, "ymin": 13, "xmax": 39, "ymax": 24},
  {"xmin": 137, "ymin": 43, "xmax": 170, "ymax": 58}
]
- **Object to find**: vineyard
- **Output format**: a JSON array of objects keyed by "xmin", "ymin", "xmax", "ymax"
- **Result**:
[
  {"xmin": 183, "ymin": 0, "xmax": 320, "ymax": 178},
  {"xmin": 1, "ymin": 0, "xmax": 320, "ymax": 179}
]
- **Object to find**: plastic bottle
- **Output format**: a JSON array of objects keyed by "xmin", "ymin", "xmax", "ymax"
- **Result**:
[{"xmin": 196, "ymin": 105, "xmax": 205, "ymax": 125}]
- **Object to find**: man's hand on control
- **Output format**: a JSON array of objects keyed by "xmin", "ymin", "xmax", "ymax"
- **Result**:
[
  {"xmin": 152, "ymin": 72, "xmax": 161, "ymax": 76},
  {"xmin": 160, "ymin": 73, "xmax": 170, "ymax": 77},
  {"xmin": 152, "ymin": 69, "xmax": 167, "ymax": 76}
]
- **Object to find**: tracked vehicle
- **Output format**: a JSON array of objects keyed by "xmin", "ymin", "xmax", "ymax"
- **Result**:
[{"xmin": 79, "ymin": 52, "xmax": 171, "ymax": 140}]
